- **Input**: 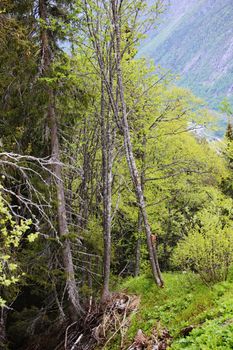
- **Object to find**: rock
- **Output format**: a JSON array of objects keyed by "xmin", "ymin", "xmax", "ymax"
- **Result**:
[{"xmin": 180, "ymin": 325, "xmax": 194, "ymax": 337}]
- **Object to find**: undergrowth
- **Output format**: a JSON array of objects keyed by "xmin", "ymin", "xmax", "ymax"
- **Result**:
[{"xmin": 106, "ymin": 271, "xmax": 233, "ymax": 349}]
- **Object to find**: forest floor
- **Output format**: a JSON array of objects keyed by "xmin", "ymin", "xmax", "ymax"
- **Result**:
[
  {"xmin": 8, "ymin": 272, "xmax": 233, "ymax": 350},
  {"xmin": 104, "ymin": 272, "xmax": 233, "ymax": 349}
]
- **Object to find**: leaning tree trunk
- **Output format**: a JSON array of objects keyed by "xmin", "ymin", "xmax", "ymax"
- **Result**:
[
  {"xmin": 135, "ymin": 135, "xmax": 146, "ymax": 277},
  {"xmin": 39, "ymin": 0, "xmax": 81, "ymax": 319},
  {"xmin": 111, "ymin": 0, "xmax": 163, "ymax": 287}
]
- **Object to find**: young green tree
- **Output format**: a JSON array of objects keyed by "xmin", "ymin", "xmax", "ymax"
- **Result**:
[
  {"xmin": 81, "ymin": 0, "xmax": 165, "ymax": 291},
  {"xmin": 173, "ymin": 189, "xmax": 233, "ymax": 283},
  {"xmin": 0, "ymin": 189, "xmax": 38, "ymax": 347}
]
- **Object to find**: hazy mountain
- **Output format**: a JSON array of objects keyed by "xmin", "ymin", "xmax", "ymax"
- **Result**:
[{"xmin": 140, "ymin": 0, "xmax": 233, "ymax": 109}]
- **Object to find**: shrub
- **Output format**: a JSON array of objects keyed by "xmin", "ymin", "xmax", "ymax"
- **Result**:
[
  {"xmin": 172, "ymin": 209, "xmax": 233, "ymax": 284},
  {"xmin": 0, "ymin": 190, "xmax": 36, "ymax": 306}
]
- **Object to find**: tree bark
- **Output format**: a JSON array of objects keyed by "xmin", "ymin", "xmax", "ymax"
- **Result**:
[
  {"xmin": 39, "ymin": 0, "xmax": 81, "ymax": 319},
  {"xmin": 135, "ymin": 136, "xmax": 146, "ymax": 277},
  {"xmin": 0, "ymin": 308, "xmax": 7, "ymax": 349},
  {"xmin": 49, "ymin": 91, "xmax": 82, "ymax": 318},
  {"xmin": 135, "ymin": 211, "xmax": 142, "ymax": 277},
  {"xmin": 111, "ymin": 0, "xmax": 163, "ymax": 287},
  {"xmin": 83, "ymin": 2, "xmax": 115, "ymax": 300},
  {"xmin": 100, "ymin": 80, "xmax": 114, "ymax": 302}
]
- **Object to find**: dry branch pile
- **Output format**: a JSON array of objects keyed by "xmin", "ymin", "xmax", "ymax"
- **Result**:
[
  {"xmin": 127, "ymin": 325, "xmax": 172, "ymax": 350},
  {"xmin": 21, "ymin": 294, "xmax": 172, "ymax": 350},
  {"xmin": 62, "ymin": 293, "xmax": 140, "ymax": 350}
]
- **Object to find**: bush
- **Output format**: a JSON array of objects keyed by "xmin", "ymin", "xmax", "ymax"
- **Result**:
[
  {"xmin": 0, "ymin": 190, "xmax": 36, "ymax": 306},
  {"xmin": 172, "ymin": 209, "xmax": 233, "ymax": 284}
]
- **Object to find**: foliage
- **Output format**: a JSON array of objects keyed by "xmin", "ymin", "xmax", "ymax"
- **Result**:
[
  {"xmin": 172, "ymin": 190, "xmax": 233, "ymax": 283},
  {"xmin": 0, "ymin": 190, "xmax": 35, "ymax": 306},
  {"xmin": 110, "ymin": 273, "xmax": 233, "ymax": 350},
  {"xmin": 172, "ymin": 282, "xmax": 233, "ymax": 349},
  {"xmin": 119, "ymin": 273, "xmax": 212, "ymax": 339},
  {"xmin": 1, "ymin": 0, "xmax": 233, "ymax": 348}
]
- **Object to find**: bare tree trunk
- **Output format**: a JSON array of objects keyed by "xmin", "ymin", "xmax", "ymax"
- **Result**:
[
  {"xmin": 82, "ymin": 1, "xmax": 116, "ymax": 300},
  {"xmin": 49, "ymin": 92, "xmax": 82, "ymax": 318},
  {"xmin": 135, "ymin": 136, "xmax": 146, "ymax": 277},
  {"xmin": 87, "ymin": 258, "xmax": 93, "ymax": 293},
  {"xmin": 39, "ymin": 0, "xmax": 81, "ymax": 319},
  {"xmin": 100, "ymin": 81, "xmax": 113, "ymax": 302},
  {"xmin": 135, "ymin": 211, "xmax": 142, "ymax": 277},
  {"xmin": 111, "ymin": 0, "xmax": 163, "ymax": 287},
  {"xmin": 0, "ymin": 308, "xmax": 7, "ymax": 349}
]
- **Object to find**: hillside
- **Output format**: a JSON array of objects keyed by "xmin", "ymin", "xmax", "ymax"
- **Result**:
[
  {"xmin": 2, "ymin": 2, "xmax": 233, "ymax": 350},
  {"xmin": 140, "ymin": 0, "xmax": 233, "ymax": 108},
  {"xmin": 108, "ymin": 273, "xmax": 233, "ymax": 349}
]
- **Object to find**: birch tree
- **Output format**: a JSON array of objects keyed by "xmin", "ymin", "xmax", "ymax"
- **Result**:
[{"xmin": 82, "ymin": 0, "xmax": 164, "ymax": 287}]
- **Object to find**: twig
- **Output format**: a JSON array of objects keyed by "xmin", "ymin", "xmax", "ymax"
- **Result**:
[
  {"xmin": 103, "ymin": 298, "xmax": 130, "ymax": 349},
  {"xmin": 64, "ymin": 321, "xmax": 77, "ymax": 350},
  {"xmin": 70, "ymin": 334, "xmax": 83, "ymax": 350}
]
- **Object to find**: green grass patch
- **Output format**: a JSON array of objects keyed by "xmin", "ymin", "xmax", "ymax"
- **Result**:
[{"xmin": 115, "ymin": 272, "xmax": 233, "ymax": 349}]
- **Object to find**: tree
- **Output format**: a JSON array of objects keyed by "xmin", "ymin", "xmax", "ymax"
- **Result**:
[
  {"xmin": 38, "ymin": 0, "xmax": 82, "ymax": 319},
  {"xmin": 173, "ymin": 190, "xmax": 233, "ymax": 284},
  {"xmin": 0, "ymin": 189, "xmax": 37, "ymax": 347},
  {"xmin": 219, "ymin": 99, "xmax": 233, "ymax": 196},
  {"xmin": 82, "ymin": 0, "xmax": 165, "ymax": 288}
]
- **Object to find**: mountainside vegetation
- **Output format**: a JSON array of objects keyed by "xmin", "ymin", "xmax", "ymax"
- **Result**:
[
  {"xmin": 140, "ymin": 0, "xmax": 233, "ymax": 109},
  {"xmin": 0, "ymin": 1, "xmax": 233, "ymax": 349},
  {"xmin": 115, "ymin": 273, "xmax": 233, "ymax": 350}
]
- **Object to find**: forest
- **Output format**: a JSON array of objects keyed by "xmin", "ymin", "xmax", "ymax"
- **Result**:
[{"xmin": 1, "ymin": 1, "xmax": 233, "ymax": 349}]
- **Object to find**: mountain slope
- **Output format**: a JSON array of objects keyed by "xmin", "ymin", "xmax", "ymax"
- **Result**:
[{"xmin": 140, "ymin": 0, "xmax": 233, "ymax": 108}]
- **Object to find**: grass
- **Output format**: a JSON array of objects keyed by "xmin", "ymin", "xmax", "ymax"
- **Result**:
[{"xmin": 107, "ymin": 272, "xmax": 233, "ymax": 349}]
